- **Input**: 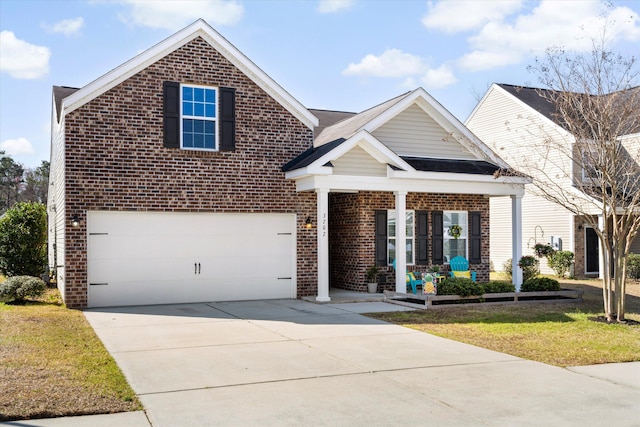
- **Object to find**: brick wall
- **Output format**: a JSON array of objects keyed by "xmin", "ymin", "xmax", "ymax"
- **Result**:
[
  {"xmin": 329, "ymin": 192, "xmax": 491, "ymax": 292},
  {"xmin": 62, "ymin": 37, "xmax": 316, "ymax": 308}
]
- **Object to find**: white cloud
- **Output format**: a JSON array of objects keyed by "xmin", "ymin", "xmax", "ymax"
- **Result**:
[
  {"xmin": 343, "ymin": 49, "xmax": 457, "ymax": 89},
  {"xmin": 422, "ymin": 0, "xmax": 522, "ymax": 33},
  {"xmin": 421, "ymin": 64, "xmax": 457, "ymax": 88},
  {"xmin": 0, "ymin": 31, "xmax": 50, "ymax": 79},
  {"xmin": 317, "ymin": 0, "xmax": 355, "ymax": 14},
  {"xmin": 44, "ymin": 17, "xmax": 84, "ymax": 36},
  {"xmin": 118, "ymin": 0, "xmax": 244, "ymax": 30},
  {"xmin": 454, "ymin": 0, "xmax": 640, "ymax": 72},
  {"xmin": 1, "ymin": 138, "xmax": 35, "ymax": 155},
  {"xmin": 343, "ymin": 49, "xmax": 428, "ymax": 78}
]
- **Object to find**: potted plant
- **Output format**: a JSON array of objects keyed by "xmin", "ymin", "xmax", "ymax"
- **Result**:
[{"xmin": 366, "ymin": 265, "xmax": 380, "ymax": 293}]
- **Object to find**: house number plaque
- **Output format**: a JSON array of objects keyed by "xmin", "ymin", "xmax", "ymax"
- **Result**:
[{"xmin": 322, "ymin": 213, "xmax": 327, "ymax": 237}]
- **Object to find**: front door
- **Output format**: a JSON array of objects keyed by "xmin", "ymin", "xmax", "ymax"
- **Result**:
[{"xmin": 585, "ymin": 227, "xmax": 599, "ymax": 275}]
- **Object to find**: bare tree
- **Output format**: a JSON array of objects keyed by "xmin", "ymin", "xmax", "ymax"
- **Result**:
[{"xmin": 526, "ymin": 39, "xmax": 640, "ymax": 322}]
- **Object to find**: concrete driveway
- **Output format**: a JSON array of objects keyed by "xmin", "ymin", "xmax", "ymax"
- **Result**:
[{"xmin": 77, "ymin": 299, "xmax": 639, "ymax": 427}]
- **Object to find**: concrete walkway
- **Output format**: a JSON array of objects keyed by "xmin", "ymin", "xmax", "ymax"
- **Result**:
[{"xmin": 4, "ymin": 297, "xmax": 639, "ymax": 426}]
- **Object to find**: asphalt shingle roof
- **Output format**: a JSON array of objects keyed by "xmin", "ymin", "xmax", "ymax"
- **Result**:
[
  {"xmin": 281, "ymin": 138, "xmax": 347, "ymax": 172},
  {"xmin": 402, "ymin": 157, "xmax": 501, "ymax": 175}
]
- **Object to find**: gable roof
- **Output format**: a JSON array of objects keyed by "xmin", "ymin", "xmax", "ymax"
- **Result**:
[
  {"xmin": 308, "ymin": 109, "xmax": 357, "ymax": 139},
  {"xmin": 496, "ymin": 84, "xmax": 558, "ymax": 123},
  {"xmin": 494, "ymin": 83, "xmax": 640, "ymax": 135},
  {"xmin": 310, "ymin": 88, "xmax": 511, "ymax": 170},
  {"xmin": 283, "ymin": 129, "xmax": 414, "ymax": 176},
  {"xmin": 313, "ymin": 93, "xmax": 410, "ymax": 147},
  {"xmin": 56, "ymin": 19, "xmax": 318, "ymax": 129}
]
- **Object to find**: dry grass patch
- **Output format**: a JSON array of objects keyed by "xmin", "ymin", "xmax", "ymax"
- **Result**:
[
  {"xmin": 0, "ymin": 288, "xmax": 141, "ymax": 422},
  {"xmin": 369, "ymin": 279, "xmax": 640, "ymax": 367}
]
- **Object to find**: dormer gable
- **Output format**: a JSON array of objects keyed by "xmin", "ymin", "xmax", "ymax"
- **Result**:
[{"xmin": 313, "ymin": 88, "xmax": 510, "ymax": 169}]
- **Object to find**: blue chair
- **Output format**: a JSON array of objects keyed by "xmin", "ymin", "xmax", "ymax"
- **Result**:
[
  {"xmin": 406, "ymin": 272, "xmax": 422, "ymax": 294},
  {"xmin": 448, "ymin": 256, "xmax": 477, "ymax": 281},
  {"xmin": 392, "ymin": 259, "xmax": 422, "ymax": 294}
]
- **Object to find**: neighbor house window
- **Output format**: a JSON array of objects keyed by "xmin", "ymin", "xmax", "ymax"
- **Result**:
[
  {"xmin": 579, "ymin": 142, "xmax": 608, "ymax": 183},
  {"xmin": 181, "ymin": 84, "xmax": 218, "ymax": 150},
  {"xmin": 443, "ymin": 211, "xmax": 467, "ymax": 262},
  {"xmin": 388, "ymin": 210, "xmax": 414, "ymax": 265}
]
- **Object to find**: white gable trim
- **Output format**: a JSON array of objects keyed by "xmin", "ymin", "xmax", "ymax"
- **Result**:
[
  {"xmin": 474, "ymin": 84, "xmax": 573, "ymax": 140},
  {"xmin": 284, "ymin": 130, "xmax": 414, "ymax": 179},
  {"xmin": 361, "ymin": 88, "xmax": 510, "ymax": 169},
  {"xmin": 60, "ymin": 19, "xmax": 318, "ymax": 129}
]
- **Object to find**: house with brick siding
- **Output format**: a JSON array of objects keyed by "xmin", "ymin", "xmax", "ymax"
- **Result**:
[{"xmin": 48, "ymin": 19, "xmax": 528, "ymax": 308}]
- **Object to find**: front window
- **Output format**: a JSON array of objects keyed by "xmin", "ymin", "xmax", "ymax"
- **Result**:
[
  {"xmin": 444, "ymin": 211, "xmax": 467, "ymax": 262},
  {"xmin": 181, "ymin": 84, "xmax": 218, "ymax": 150},
  {"xmin": 388, "ymin": 210, "xmax": 414, "ymax": 265}
]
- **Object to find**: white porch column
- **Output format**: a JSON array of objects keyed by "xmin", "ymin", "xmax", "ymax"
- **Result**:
[
  {"xmin": 395, "ymin": 191, "xmax": 407, "ymax": 293},
  {"xmin": 598, "ymin": 214, "xmax": 605, "ymax": 280},
  {"xmin": 511, "ymin": 195, "xmax": 523, "ymax": 291},
  {"xmin": 316, "ymin": 188, "xmax": 330, "ymax": 302}
]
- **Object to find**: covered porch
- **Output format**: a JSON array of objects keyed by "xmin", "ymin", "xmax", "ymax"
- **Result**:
[
  {"xmin": 283, "ymin": 88, "xmax": 530, "ymax": 302},
  {"xmin": 305, "ymin": 181, "xmax": 526, "ymax": 302},
  {"xmin": 284, "ymin": 130, "xmax": 528, "ymax": 302}
]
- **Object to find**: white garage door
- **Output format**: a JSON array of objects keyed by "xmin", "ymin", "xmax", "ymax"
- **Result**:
[{"xmin": 87, "ymin": 211, "xmax": 296, "ymax": 307}]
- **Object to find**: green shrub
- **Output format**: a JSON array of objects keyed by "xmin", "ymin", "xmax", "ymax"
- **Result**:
[
  {"xmin": 0, "ymin": 202, "xmax": 47, "ymax": 277},
  {"xmin": 481, "ymin": 281, "xmax": 516, "ymax": 294},
  {"xmin": 547, "ymin": 250, "xmax": 574, "ymax": 278},
  {"xmin": 437, "ymin": 277, "xmax": 484, "ymax": 297},
  {"xmin": 627, "ymin": 253, "xmax": 640, "ymax": 280},
  {"xmin": 503, "ymin": 258, "xmax": 513, "ymax": 278},
  {"xmin": 518, "ymin": 255, "xmax": 539, "ymax": 281},
  {"xmin": 521, "ymin": 277, "xmax": 561, "ymax": 292},
  {"xmin": 0, "ymin": 275, "xmax": 46, "ymax": 302}
]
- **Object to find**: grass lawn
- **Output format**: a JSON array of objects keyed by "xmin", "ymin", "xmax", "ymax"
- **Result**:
[
  {"xmin": 368, "ymin": 278, "xmax": 640, "ymax": 367},
  {"xmin": 0, "ymin": 288, "xmax": 141, "ymax": 422}
]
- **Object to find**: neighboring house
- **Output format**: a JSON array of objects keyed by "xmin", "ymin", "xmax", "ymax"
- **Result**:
[
  {"xmin": 48, "ymin": 20, "xmax": 528, "ymax": 309},
  {"xmin": 466, "ymin": 83, "xmax": 640, "ymax": 278}
]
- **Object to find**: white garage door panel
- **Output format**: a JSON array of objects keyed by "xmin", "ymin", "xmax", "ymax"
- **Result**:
[{"xmin": 87, "ymin": 211, "xmax": 296, "ymax": 307}]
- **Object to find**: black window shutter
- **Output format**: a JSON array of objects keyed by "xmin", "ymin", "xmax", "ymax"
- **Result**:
[
  {"xmin": 375, "ymin": 210, "xmax": 388, "ymax": 266},
  {"xmin": 432, "ymin": 211, "xmax": 444, "ymax": 264},
  {"xmin": 469, "ymin": 211, "xmax": 482, "ymax": 264},
  {"xmin": 219, "ymin": 87, "xmax": 236, "ymax": 151},
  {"xmin": 416, "ymin": 211, "xmax": 429, "ymax": 264},
  {"xmin": 163, "ymin": 81, "xmax": 180, "ymax": 148}
]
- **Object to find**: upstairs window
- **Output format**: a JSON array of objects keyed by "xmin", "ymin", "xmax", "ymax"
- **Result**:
[
  {"xmin": 164, "ymin": 82, "xmax": 235, "ymax": 152},
  {"xmin": 181, "ymin": 85, "xmax": 218, "ymax": 151}
]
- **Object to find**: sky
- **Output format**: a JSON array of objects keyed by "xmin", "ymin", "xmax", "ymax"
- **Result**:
[{"xmin": 1, "ymin": 0, "xmax": 639, "ymax": 169}]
